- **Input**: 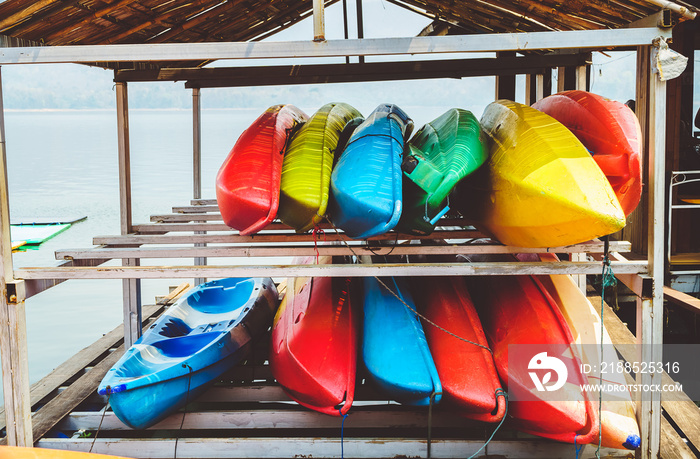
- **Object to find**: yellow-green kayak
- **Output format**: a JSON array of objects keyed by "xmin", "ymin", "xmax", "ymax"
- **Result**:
[{"xmin": 279, "ymin": 102, "xmax": 363, "ymax": 232}]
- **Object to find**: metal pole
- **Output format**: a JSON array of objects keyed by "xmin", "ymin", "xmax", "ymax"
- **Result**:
[
  {"xmin": 193, "ymin": 88, "xmax": 206, "ymax": 285},
  {"xmin": 356, "ymin": 0, "xmax": 364, "ymax": 63},
  {"xmin": 0, "ymin": 66, "xmax": 32, "ymax": 446},
  {"xmin": 116, "ymin": 81, "xmax": 141, "ymax": 349}
]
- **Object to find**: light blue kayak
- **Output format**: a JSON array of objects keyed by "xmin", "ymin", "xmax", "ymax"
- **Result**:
[
  {"xmin": 329, "ymin": 104, "xmax": 413, "ymax": 239},
  {"xmin": 362, "ymin": 276, "xmax": 441, "ymax": 406},
  {"xmin": 98, "ymin": 277, "xmax": 279, "ymax": 429}
]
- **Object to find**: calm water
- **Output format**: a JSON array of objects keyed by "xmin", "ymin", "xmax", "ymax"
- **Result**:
[{"xmin": 0, "ymin": 105, "xmax": 455, "ymax": 404}]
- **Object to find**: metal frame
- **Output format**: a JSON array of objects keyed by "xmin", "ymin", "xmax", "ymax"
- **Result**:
[
  {"xmin": 0, "ymin": 23, "xmax": 672, "ymax": 457},
  {"xmin": 667, "ymin": 170, "xmax": 700, "ymax": 275}
]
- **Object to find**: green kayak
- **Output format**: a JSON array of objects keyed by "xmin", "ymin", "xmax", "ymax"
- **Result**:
[
  {"xmin": 279, "ymin": 102, "xmax": 363, "ymax": 232},
  {"xmin": 397, "ymin": 108, "xmax": 488, "ymax": 235}
]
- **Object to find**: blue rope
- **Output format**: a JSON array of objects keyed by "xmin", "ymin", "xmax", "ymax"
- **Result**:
[
  {"xmin": 575, "ymin": 434, "xmax": 583, "ymax": 459},
  {"xmin": 598, "ymin": 238, "xmax": 616, "ymax": 459},
  {"xmin": 468, "ymin": 388, "xmax": 508, "ymax": 459},
  {"xmin": 340, "ymin": 412, "xmax": 349, "ymax": 459}
]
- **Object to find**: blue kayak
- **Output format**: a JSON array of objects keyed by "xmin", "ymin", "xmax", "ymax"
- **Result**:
[
  {"xmin": 362, "ymin": 276, "xmax": 441, "ymax": 406},
  {"xmin": 329, "ymin": 104, "xmax": 413, "ymax": 239},
  {"xmin": 98, "ymin": 277, "xmax": 279, "ymax": 429}
]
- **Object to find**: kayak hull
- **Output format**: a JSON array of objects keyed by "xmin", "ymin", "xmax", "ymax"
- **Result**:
[
  {"xmin": 362, "ymin": 276, "xmax": 441, "ymax": 406},
  {"xmin": 98, "ymin": 277, "xmax": 279, "ymax": 429},
  {"xmin": 467, "ymin": 274, "xmax": 599, "ymax": 444},
  {"xmin": 415, "ymin": 277, "xmax": 505, "ymax": 422},
  {"xmin": 458, "ymin": 100, "xmax": 626, "ymax": 247},
  {"xmin": 216, "ymin": 104, "xmax": 308, "ymax": 235},
  {"xmin": 398, "ymin": 108, "xmax": 488, "ymax": 235},
  {"xmin": 270, "ymin": 260, "xmax": 357, "ymax": 416},
  {"xmin": 279, "ymin": 102, "xmax": 363, "ymax": 232},
  {"xmin": 329, "ymin": 104, "xmax": 412, "ymax": 239},
  {"xmin": 532, "ymin": 90, "xmax": 642, "ymax": 216}
]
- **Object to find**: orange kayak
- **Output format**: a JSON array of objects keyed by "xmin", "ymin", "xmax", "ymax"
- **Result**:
[
  {"xmin": 467, "ymin": 274, "xmax": 599, "ymax": 445},
  {"xmin": 0, "ymin": 446, "xmax": 131, "ymax": 459},
  {"xmin": 532, "ymin": 90, "xmax": 642, "ymax": 216},
  {"xmin": 415, "ymin": 277, "xmax": 505, "ymax": 422}
]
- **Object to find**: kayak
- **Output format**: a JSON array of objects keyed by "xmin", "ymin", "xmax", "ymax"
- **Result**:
[
  {"xmin": 532, "ymin": 90, "xmax": 642, "ymax": 216},
  {"xmin": 270, "ymin": 256, "xmax": 357, "ymax": 416},
  {"xmin": 397, "ymin": 108, "xmax": 488, "ymax": 235},
  {"xmin": 457, "ymin": 100, "xmax": 626, "ymax": 247},
  {"xmin": 216, "ymin": 104, "xmax": 308, "ymax": 235},
  {"xmin": 98, "ymin": 277, "xmax": 279, "ymax": 429},
  {"xmin": 467, "ymin": 274, "xmax": 599, "ymax": 444},
  {"xmin": 414, "ymin": 276, "xmax": 505, "ymax": 422},
  {"xmin": 278, "ymin": 102, "xmax": 363, "ymax": 232},
  {"xmin": 527, "ymin": 252, "xmax": 640, "ymax": 450},
  {"xmin": 0, "ymin": 446, "xmax": 131, "ymax": 459},
  {"xmin": 362, "ymin": 276, "xmax": 441, "ymax": 406},
  {"xmin": 328, "ymin": 104, "xmax": 413, "ymax": 239}
]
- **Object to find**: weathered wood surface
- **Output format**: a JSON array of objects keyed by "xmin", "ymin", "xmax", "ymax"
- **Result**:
[
  {"xmin": 595, "ymin": 299, "xmax": 700, "ymax": 457},
  {"xmin": 663, "ymin": 286, "xmax": 700, "ymax": 313},
  {"xmin": 93, "ymin": 229, "xmax": 486, "ymax": 245},
  {"xmin": 56, "ymin": 241, "xmax": 633, "ymax": 260},
  {"xmin": 15, "ymin": 261, "xmax": 649, "ymax": 280}
]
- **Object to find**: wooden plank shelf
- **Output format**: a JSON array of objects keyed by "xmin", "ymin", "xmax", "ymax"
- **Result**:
[{"xmin": 26, "ymin": 294, "xmax": 647, "ymax": 459}]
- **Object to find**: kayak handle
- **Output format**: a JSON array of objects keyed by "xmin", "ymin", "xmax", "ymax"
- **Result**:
[{"xmin": 429, "ymin": 206, "xmax": 450, "ymax": 225}]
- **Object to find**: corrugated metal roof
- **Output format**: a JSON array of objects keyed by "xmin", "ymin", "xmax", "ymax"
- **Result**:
[{"xmin": 0, "ymin": 0, "xmax": 696, "ymax": 68}]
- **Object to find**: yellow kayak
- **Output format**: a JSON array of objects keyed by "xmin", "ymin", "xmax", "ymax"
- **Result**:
[
  {"xmin": 529, "ymin": 253, "xmax": 640, "ymax": 451},
  {"xmin": 458, "ymin": 100, "xmax": 626, "ymax": 247},
  {"xmin": 0, "ymin": 446, "xmax": 132, "ymax": 458},
  {"xmin": 278, "ymin": 102, "xmax": 362, "ymax": 232}
]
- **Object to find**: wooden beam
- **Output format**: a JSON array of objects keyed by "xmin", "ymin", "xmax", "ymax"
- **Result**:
[
  {"xmin": 54, "ymin": 241, "xmax": 633, "ymax": 260},
  {"xmin": 495, "ymin": 51, "xmax": 517, "ymax": 100},
  {"xmin": 112, "ymin": 55, "xmax": 590, "ymax": 86},
  {"xmin": 663, "ymin": 285, "xmax": 700, "ymax": 313},
  {"xmin": 35, "ymin": 437, "xmax": 634, "ymax": 458},
  {"xmin": 0, "ymin": 28, "xmax": 672, "ymax": 65},
  {"xmin": 14, "ymin": 261, "xmax": 648, "ymax": 280}
]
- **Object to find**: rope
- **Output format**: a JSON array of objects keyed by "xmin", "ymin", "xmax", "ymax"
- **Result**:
[
  {"xmin": 597, "ymin": 236, "xmax": 616, "ymax": 459},
  {"xmin": 365, "ymin": 231, "xmax": 399, "ymax": 257},
  {"xmin": 312, "ymin": 226, "xmax": 326, "ymax": 264},
  {"xmin": 89, "ymin": 397, "xmax": 110, "ymax": 454},
  {"xmin": 574, "ymin": 434, "xmax": 584, "ymax": 459},
  {"xmin": 324, "ymin": 217, "xmax": 493, "ymax": 354},
  {"xmin": 340, "ymin": 412, "xmax": 349, "ymax": 459},
  {"xmin": 427, "ymin": 391, "xmax": 440, "ymax": 459},
  {"xmin": 174, "ymin": 363, "xmax": 194, "ymax": 459},
  {"xmin": 467, "ymin": 388, "xmax": 509, "ymax": 459}
]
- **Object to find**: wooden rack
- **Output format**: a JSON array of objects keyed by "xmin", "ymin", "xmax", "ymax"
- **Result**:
[{"xmin": 0, "ymin": 18, "xmax": 674, "ymax": 458}]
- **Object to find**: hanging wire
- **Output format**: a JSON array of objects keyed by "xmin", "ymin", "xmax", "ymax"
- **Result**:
[
  {"xmin": 173, "ymin": 363, "xmax": 194, "ymax": 459},
  {"xmin": 89, "ymin": 397, "xmax": 110, "ymax": 454}
]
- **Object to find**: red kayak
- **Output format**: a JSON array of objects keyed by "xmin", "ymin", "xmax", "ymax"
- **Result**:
[
  {"xmin": 270, "ymin": 257, "xmax": 357, "ymax": 416},
  {"xmin": 532, "ymin": 90, "xmax": 642, "ymax": 216},
  {"xmin": 415, "ymin": 277, "xmax": 506, "ymax": 422},
  {"xmin": 216, "ymin": 104, "xmax": 308, "ymax": 235},
  {"xmin": 467, "ymin": 275, "xmax": 599, "ymax": 444}
]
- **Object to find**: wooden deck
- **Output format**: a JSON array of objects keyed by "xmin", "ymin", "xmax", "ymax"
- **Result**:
[{"xmin": 2, "ymin": 284, "xmax": 697, "ymax": 458}]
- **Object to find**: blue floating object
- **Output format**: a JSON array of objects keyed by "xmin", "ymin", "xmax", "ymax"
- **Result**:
[
  {"xmin": 329, "ymin": 104, "xmax": 413, "ymax": 239},
  {"xmin": 98, "ymin": 277, "xmax": 279, "ymax": 429},
  {"xmin": 362, "ymin": 276, "xmax": 441, "ymax": 406}
]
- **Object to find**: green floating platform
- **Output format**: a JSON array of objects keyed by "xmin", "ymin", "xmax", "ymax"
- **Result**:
[{"xmin": 11, "ymin": 223, "xmax": 71, "ymax": 245}]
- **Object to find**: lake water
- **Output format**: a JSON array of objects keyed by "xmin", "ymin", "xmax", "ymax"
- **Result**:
[{"xmin": 0, "ymin": 104, "xmax": 456, "ymax": 405}]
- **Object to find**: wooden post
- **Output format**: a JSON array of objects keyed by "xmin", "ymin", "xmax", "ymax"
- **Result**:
[
  {"xmin": 636, "ymin": 41, "xmax": 665, "ymax": 459},
  {"xmin": 193, "ymin": 88, "xmax": 206, "ymax": 286},
  {"xmin": 495, "ymin": 51, "xmax": 516, "ymax": 100},
  {"xmin": 116, "ymin": 81, "xmax": 141, "ymax": 349},
  {"xmin": 0, "ymin": 66, "xmax": 32, "ymax": 446},
  {"xmin": 572, "ymin": 59, "xmax": 590, "ymax": 292},
  {"xmin": 313, "ymin": 0, "xmax": 325, "ymax": 42}
]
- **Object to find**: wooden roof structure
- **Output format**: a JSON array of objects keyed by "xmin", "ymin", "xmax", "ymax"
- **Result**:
[{"xmin": 0, "ymin": 0, "xmax": 697, "ymax": 70}]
